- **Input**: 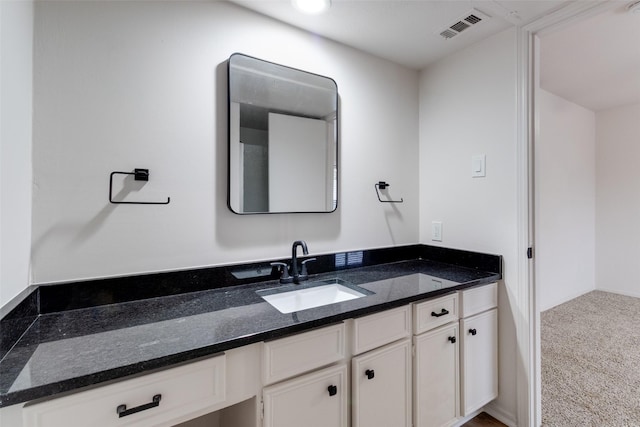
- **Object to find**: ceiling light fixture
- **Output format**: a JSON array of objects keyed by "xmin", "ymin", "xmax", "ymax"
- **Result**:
[
  {"xmin": 627, "ymin": 0, "xmax": 640, "ymax": 14},
  {"xmin": 292, "ymin": 0, "xmax": 331, "ymax": 15}
]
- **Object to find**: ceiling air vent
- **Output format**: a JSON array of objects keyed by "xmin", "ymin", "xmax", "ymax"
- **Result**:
[
  {"xmin": 450, "ymin": 21, "xmax": 470, "ymax": 33},
  {"xmin": 439, "ymin": 29, "xmax": 457, "ymax": 39},
  {"xmin": 465, "ymin": 14, "xmax": 483, "ymax": 25},
  {"xmin": 437, "ymin": 9, "xmax": 490, "ymax": 40}
]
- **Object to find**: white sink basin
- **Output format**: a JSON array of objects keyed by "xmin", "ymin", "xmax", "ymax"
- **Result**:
[{"xmin": 258, "ymin": 280, "xmax": 369, "ymax": 314}]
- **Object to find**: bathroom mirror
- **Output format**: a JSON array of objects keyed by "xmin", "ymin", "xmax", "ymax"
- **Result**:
[{"xmin": 228, "ymin": 53, "xmax": 338, "ymax": 214}]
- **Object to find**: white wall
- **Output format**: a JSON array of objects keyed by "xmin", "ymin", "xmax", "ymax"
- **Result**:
[
  {"xmin": 31, "ymin": 1, "xmax": 419, "ymax": 285},
  {"xmin": 595, "ymin": 103, "xmax": 640, "ymax": 298},
  {"xmin": 8, "ymin": 1, "xmax": 526, "ymax": 419},
  {"xmin": 536, "ymin": 89, "xmax": 596, "ymax": 311},
  {"xmin": 0, "ymin": 1, "xmax": 33, "ymax": 307},
  {"xmin": 418, "ymin": 28, "xmax": 518, "ymax": 423}
]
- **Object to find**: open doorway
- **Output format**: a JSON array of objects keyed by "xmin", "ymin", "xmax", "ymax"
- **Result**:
[{"xmin": 535, "ymin": 1, "xmax": 640, "ymax": 424}]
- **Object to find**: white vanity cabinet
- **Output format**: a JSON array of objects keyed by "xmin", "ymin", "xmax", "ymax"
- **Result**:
[
  {"xmin": 351, "ymin": 305, "xmax": 412, "ymax": 427},
  {"xmin": 459, "ymin": 283, "xmax": 498, "ymax": 417},
  {"xmin": 413, "ymin": 293, "xmax": 460, "ymax": 427},
  {"xmin": 261, "ymin": 323, "xmax": 348, "ymax": 427},
  {"xmin": 1, "ymin": 282, "xmax": 500, "ymax": 427}
]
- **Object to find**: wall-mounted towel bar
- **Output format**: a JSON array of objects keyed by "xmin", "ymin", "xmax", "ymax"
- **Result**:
[
  {"xmin": 375, "ymin": 181, "xmax": 403, "ymax": 203},
  {"xmin": 109, "ymin": 169, "xmax": 170, "ymax": 205}
]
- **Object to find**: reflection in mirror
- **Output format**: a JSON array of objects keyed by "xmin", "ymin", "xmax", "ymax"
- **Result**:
[{"xmin": 228, "ymin": 53, "xmax": 338, "ymax": 214}]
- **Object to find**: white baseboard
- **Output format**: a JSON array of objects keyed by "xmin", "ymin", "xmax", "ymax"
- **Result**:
[
  {"xmin": 451, "ymin": 408, "xmax": 483, "ymax": 427},
  {"xmin": 450, "ymin": 402, "xmax": 518, "ymax": 427},
  {"xmin": 595, "ymin": 287, "xmax": 640, "ymax": 300},
  {"xmin": 540, "ymin": 287, "xmax": 594, "ymax": 312},
  {"xmin": 485, "ymin": 402, "xmax": 518, "ymax": 427}
]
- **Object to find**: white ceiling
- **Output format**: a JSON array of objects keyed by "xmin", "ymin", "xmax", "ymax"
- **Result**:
[
  {"xmin": 229, "ymin": 0, "xmax": 573, "ymax": 70},
  {"xmin": 540, "ymin": 1, "xmax": 640, "ymax": 111},
  {"xmin": 229, "ymin": 0, "xmax": 639, "ymax": 112}
]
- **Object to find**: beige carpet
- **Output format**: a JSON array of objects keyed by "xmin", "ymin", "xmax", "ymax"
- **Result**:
[{"xmin": 541, "ymin": 291, "xmax": 640, "ymax": 426}]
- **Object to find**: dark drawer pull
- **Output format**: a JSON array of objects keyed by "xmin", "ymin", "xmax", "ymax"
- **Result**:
[
  {"xmin": 469, "ymin": 328, "xmax": 477, "ymax": 336},
  {"xmin": 328, "ymin": 385, "xmax": 338, "ymax": 396},
  {"xmin": 448, "ymin": 336, "xmax": 456, "ymax": 344},
  {"xmin": 117, "ymin": 394, "xmax": 161, "ymax": 418},
  {"xmin": 431, "ymin": 308, "xmax": 449, "ymax": 317},
  {"xmin": 365, "ymin": 369, "xmax": 375, "ymax": 380}
]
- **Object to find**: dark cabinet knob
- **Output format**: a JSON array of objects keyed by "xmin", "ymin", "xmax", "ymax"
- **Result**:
[
  {"xmin": 448, "ymin": 336, "xmax": 456, "ymax": 344},
  {"xmin": 469, "ymin": 328, "xmax": 477, "ymax": 336},
  {"xmin": 365, "ymin": 369, "xmax": 375, "ymax": 380},
  {"xmin": 328, "ymin": 385, "xmax": 337, "ymax": 396}
]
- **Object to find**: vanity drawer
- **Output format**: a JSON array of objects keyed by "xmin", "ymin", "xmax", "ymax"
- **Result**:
[
  {"xmin": 23, "ymin": 354, "xmax": 226, "ymax": 427},
  {"xmin": 459, "ymin": 283, "xmax": 498, "ymax": 318},
  {"xmin": 352, "ymin": 305, "xmax": 411, "ymax": 355},
  {"xmin": 413, "ymin": 293, "xmax": 458, "ymax": 334},
  {"xmin": 263, "ymin": 323, "xmax": 346, "ymax": 385}
]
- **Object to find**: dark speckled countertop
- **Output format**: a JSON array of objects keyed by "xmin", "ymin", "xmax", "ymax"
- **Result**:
[{"xmin": 0, "ymin": 255, "xmax": 500, "ymax": 408}]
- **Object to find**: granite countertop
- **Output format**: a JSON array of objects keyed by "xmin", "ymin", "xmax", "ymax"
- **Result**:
[{"xmin": 0, "ymin": 258, "xmax": 500, "ymax": 408}]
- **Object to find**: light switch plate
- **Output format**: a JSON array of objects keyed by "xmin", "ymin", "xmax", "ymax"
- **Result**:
[{"xmin": 472, "ymin": 154, "xmax": 486, "ymax": 178}]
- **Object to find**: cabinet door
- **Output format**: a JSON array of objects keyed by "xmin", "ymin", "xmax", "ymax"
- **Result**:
[
  {"xmin": 414, "ymin": 323, "xmax": 459, "ymax": 427},
  {"xmin": 352, "ymin": 339, "xmax": 411, "ymax": 427},
  {"xmin": 262, "ymin": 364, "xmax": 347, "ymax": 427},
  {"xmin": 460, "ymin": 308, "xmax": 498, "ymax": 416}
]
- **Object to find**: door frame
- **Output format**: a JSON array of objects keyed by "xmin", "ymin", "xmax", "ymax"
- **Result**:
[{"xmin": 516, "ymin": 1, "xmax": 620, "ymax": 425}]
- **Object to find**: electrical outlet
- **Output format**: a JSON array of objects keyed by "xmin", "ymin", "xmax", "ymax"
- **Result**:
[{"xmin": 432, "ymin": 221, "xmax": 442, "ymax": 242}]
